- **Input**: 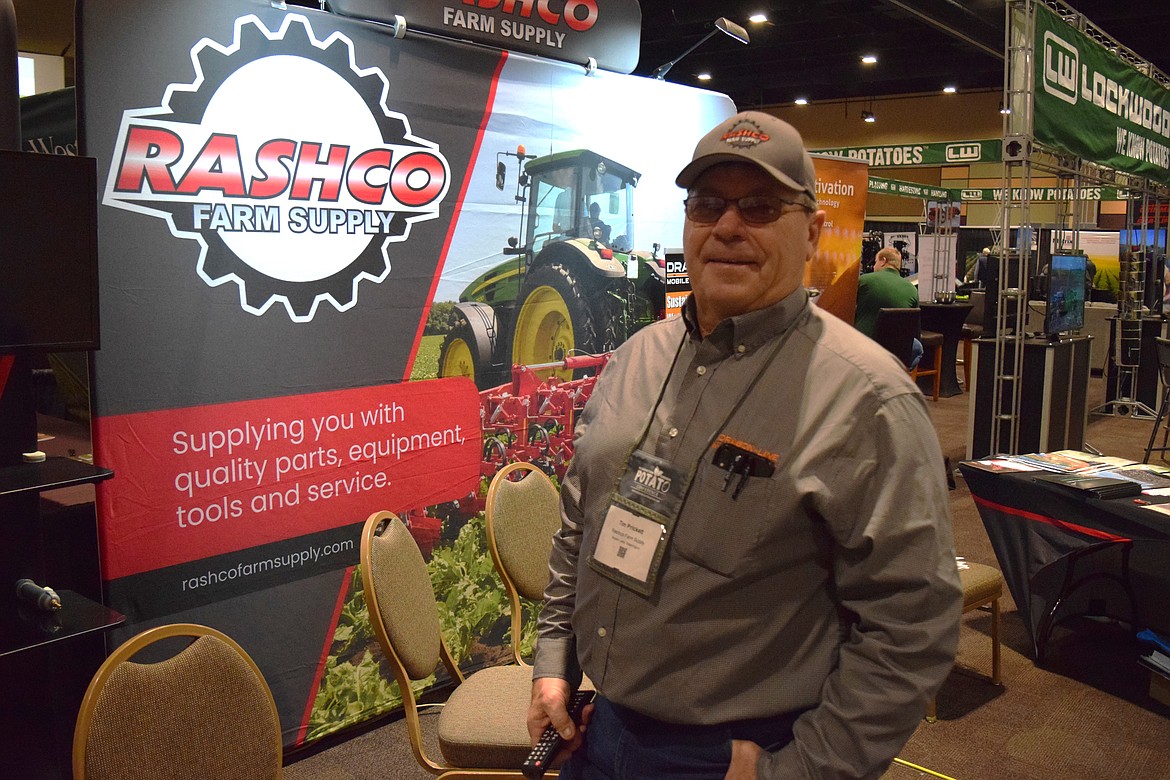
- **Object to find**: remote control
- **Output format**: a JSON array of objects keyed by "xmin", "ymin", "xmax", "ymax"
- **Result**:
[{"xmin": 522, "ymin": 689, "xmax": 596, "ymax": 780}]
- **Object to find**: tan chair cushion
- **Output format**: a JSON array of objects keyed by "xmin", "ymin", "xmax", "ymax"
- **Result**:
[
  {"xmin": 960, "ymin": 561, "xmax": 1003, "ymax": 610},
  {"xmin": 370, "ymin": 517, "xmax": 442, "ymax": 680},
  {"xmin": 437, "ymin": 664, "xmax": 534, "ymax": 768},
  {"xmin": 493, "ymin": 468, "xmax": 561, "ymax": 601},
  {"xmin": 83, "ymin": 635, "xmax": 280, "ymax": 779}
]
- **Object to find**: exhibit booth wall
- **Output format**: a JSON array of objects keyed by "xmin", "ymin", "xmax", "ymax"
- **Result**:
[{"xmin": 77, "ymin": 0, "xmax": 737, "ymax": 749}]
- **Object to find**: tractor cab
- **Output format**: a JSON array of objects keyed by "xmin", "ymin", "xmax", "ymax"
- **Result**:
[{"xmin": 518, "ymin": 150, "xmax": 640, "ymax": 255}]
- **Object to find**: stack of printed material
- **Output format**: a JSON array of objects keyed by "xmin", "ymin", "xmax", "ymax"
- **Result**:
[{"xmin": 1031, "ymin": 472, "xmax": 1142, "ymax": 499}]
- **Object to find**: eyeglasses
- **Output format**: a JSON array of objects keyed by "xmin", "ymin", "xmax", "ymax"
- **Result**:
[{"xmin": 683, "ymin": 195, "xmax": 809, "ymax": 225}]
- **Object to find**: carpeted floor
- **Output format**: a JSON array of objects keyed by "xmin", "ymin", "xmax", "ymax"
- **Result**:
[{"xmin": 286, "ymin": 370, "xmax": 1170, "ymax": 780}]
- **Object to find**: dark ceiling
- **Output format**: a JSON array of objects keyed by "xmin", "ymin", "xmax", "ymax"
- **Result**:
[
  {"xmin": 10, "ymin": 1, "xmax": 1170, "ymax": 109},
  {"xmin": 633, "ymin": 0, "xmax": 1170, "ymax": 108}
]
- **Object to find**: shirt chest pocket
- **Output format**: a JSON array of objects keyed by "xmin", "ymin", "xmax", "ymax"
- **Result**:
[{"xmin": 669, "ymin": 458, "xmax": 793, "ymax": 578}]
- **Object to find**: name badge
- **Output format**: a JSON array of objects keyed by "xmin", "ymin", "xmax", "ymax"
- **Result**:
[{"xmin": 589, "ymin": 449, "xmax": 687, "ymax": 596}]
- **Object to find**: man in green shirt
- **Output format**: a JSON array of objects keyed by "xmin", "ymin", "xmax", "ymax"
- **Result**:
[{"xmin": 855, "ymin": 246, "xmax": 922, "ymax": 366}]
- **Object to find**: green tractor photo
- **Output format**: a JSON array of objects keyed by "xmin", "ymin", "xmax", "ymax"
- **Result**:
[{"xmin": 438, "ymin": 148, "xmax": 667, "ymax": 389}]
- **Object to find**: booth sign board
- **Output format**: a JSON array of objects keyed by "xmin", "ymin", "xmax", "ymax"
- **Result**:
[
  {"xmin": 80, "ymin": 0, "xmax": 733, "ymax": 749},
  {"xmin": 1033, "ymin": 3, "xmax": 1170, "ymax": 188}
]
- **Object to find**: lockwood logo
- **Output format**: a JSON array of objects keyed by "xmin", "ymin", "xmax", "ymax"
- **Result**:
[
  {"xmin": 1042, "ymin": 30, "xmax": 1079, "ymax": 106},
  {"xmin": 104, "ymin": 14, "xmax": 450, "ymax": 321},
  {"xmin": 945, "ymin": 143, "xmax": 982, "ymax": 163}
]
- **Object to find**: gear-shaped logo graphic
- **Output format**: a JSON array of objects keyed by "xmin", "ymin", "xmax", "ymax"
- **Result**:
[{"xmin": 104, "ymin": 13, "xmax": 450, "ymax": 321}]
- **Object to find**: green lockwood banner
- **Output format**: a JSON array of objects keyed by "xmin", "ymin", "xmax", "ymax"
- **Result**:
[{"xmin": 1033, "ymin": 3, "xmax": 1170, "ymax": 187}]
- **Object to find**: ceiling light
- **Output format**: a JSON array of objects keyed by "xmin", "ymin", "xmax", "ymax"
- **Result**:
[
  {"xmin": 697, "ymin": 72, "xmax": 712, "ymax": 81},
  {"xmin": 794, "ymin": 97, "xmax": 808, "ymax": 105},
  {"xmin": 862, "ymin": 110, "xmax": 875, "ymax": 123},
  {"xmin": 943, "ymin": 85, "xmax": 957, "ymax": 93},
  {"xmin": 749, "ymin": 13, "xmax": 768, "ymax": 24},
  {"xmin": 861, "ymin": 54, "xmax": 878, "ymax": 65}
]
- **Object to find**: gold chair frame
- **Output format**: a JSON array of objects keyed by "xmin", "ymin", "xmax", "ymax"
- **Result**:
[
  {"xmin": 360, "ymin": 510, "xmax": 531, "ymax": 779},
  {"xmin": 72, "ymin": 623, "xmax": 283, "ymax": 780},
  {"xmin": 485, "ymin": 461, "xmax": 561, "ymax": 667}
]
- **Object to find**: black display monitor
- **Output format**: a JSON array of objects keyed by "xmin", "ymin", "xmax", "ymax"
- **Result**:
[
  {"xmin": 0, "ymin": 150, "xmax": 100, "ymax": 354},
  {"xmin": 1044, "ymin": 254, "xmax": 1087, "ymax": 339}
]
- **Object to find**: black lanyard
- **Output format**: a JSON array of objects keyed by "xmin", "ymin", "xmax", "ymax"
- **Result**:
[{"xmin": 621, "ymin": 305, "xmax": 809, "ymax": 498}]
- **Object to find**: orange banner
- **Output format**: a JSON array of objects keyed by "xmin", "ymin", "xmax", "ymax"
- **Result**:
[{"xmin": 806, "ymin": 155, "xmax": 869, "ymax": 323}]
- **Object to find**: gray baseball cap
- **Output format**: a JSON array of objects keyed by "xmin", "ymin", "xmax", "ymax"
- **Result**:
[{"xmin": 676, "ymin": 111, "xmax": 818, "ymax": 208}]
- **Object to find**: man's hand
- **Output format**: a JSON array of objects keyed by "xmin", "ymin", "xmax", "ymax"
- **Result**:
[
  {"xmin": 527, "ymin": 678, "xmax": 593, "ymax": 768},
  {"xmin": 724, "ymin": 739, "xmax": 762, "ymax": 780}
]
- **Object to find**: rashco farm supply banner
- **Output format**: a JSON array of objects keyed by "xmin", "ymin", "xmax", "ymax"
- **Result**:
[
  {"xmin": 79, "ymin": 0, "xmax": 510, "ymax": 748},
  {"xmin": 329, "ymin": 0, "xmax": 642, "ymax": 74},
  {"xmin": 80, "ymin": 0, "xmax": 733, "ymax": 750},
  {"xmin": 1033, "ymin": 3, "xmax": 1170, "ymax": 187}
]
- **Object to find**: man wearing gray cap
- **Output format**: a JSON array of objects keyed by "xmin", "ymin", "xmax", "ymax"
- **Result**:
[{"xmin": 527, "ymin": 111, "xmax": 961, "ymax": 779}]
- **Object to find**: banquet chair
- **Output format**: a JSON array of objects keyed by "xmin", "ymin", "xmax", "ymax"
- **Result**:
[
  {"xmin": 73, "ymin": 623, "xmax": 284, "ymax": 780},
  {"xmin": 360, "ymin": 511, "xmax": 533, "ymax": 778},
  {"xmin": 874, "ymin": 307, "xmax": 943, "ymax": 401},
  {"xmin": 1142, "ymin": 337, "xmax": 1170, "ymax": 463},
  {"xmin": 926, "ymin": 561, "xmax": 1003, "ymax": 722},
  {"xmin": 485, "ymin": 461, "xmax": 561, "ymax": 666}
]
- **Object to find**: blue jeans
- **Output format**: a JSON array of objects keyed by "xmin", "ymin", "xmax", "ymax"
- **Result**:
[
  {"xmin": 910, "ymin": 337, "xmax": 924, "ymax": 369},
  {"xmin": 560, "ymin": 696, "xmax": 801, "ymax": 780}
]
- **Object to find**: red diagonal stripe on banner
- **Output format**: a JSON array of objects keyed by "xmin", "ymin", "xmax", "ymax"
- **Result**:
[{"xmin": 296, "ymin": 565, "xmax": 355, "ymax": 746}]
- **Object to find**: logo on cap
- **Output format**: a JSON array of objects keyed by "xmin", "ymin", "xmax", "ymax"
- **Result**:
[{"xmin": 720, "ymin": 120, "xmax": 770, "ymax": 149}]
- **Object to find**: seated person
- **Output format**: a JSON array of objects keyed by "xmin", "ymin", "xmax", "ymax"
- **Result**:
[
  {"xmin": 587, "ymin": 201, "xmax": 611, "ymax": 244},
  {"xmin": 856, "ymin": 246, "xmax": 922, "ymax": 367}
]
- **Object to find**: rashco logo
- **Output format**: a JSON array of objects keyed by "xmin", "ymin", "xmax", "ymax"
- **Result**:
[
  {"xmin": 104, "ymin": 14, "xmax": 450, "ymax": 321},
  {"xmin": 720, "ymin": 119, "xmax": 770, "ymax": 150}
]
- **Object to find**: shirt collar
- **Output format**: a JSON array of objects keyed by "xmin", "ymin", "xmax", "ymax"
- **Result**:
[{"xmin": 681, "ymin": 288, "xmax": 810, "ymax": 353}]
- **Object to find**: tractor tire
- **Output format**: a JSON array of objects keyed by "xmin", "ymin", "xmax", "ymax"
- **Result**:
[
  {"xmin": 512, "ymin": 263, "xmax": 599, "ymax": 381},
  {"xmin": 439, "ymin": 319, "xmax": 489, "ymax": 386}
]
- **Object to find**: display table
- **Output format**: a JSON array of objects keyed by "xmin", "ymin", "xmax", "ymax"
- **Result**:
[
  {"xmin": 919, "ymin": 301, "xmax": 973, "ymax": 398},
  {"xmin": 959, "ymin": 463, "xmax": 1170, "ymax": 661}
]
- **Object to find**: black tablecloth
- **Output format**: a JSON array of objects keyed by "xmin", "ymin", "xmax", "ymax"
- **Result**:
[
  {"xmin": 920, "ymin": 302, "xmax": 973, "ymax": 397},
  {"xmin": 960, "ymin": 463, "xmax": 1170, "ymax": 659}
]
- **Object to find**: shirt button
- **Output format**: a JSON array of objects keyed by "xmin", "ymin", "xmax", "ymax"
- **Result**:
[
  {"xmin": 696, "ymin": 366, "xmax": 707, "ymax": 376},
  {"xmin": 737, "ymin": 344, "xmax": 747, "ymax": 354},
  {"xmin": 597, "ymin": 627, "xmax": 607, "ymax": 638},
  {"xmin": 668, "ymin": 427, "xmax": 678, "ymax": 438}
]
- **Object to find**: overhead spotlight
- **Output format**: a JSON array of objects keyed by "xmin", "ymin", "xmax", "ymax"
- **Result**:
[
  {"xmin": 749, "ymin": 13, "xmax": 768, "ymax": 24},
  {"xmin": 697, "ymin": 72, "xmax": 712, "ymax": 81},
  {"xmin": 862, "ymin": 110, "xmax": 876, "ymax": 123},
  {"xmin": 653, "ymin": 17, "xmax": 750, "ymax": 80},
  {"xmin": 861, "ymin": 54, "xmax": 878, "ymax": 65},
  {"xmin": 999, "ymin": 102, "xmax": 1012, "ymax": 115},
  {"xmin": 794, "ymin": 97, "xmax": 809, "ymax": 105},
  {"xmin": 943, "ymin": 85, "xmax": 957, "ymax": 93}
]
